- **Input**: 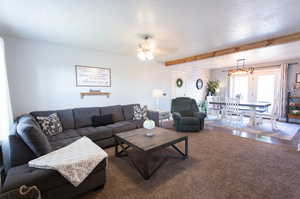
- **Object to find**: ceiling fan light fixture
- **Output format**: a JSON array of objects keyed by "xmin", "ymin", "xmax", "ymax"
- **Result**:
[
  {"xmin": 137, "ymin": 35, "xmax": 154, "ymax": 61},
  {"xmin": 145, "ymin": 50, "xmax": 154, "ymax": 60},
  {"xmin": 137, "ymin": 50, "xmax": 146, "ymax": 61}
]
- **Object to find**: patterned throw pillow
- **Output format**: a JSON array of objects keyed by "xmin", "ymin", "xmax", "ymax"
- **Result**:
[
  {"xmin": 133, "ymin": 105, "xmax": 148, "ymax": 120},
  {"xmin": 36, "ymin": 113, "xmax": 63, "ymax": 136}
]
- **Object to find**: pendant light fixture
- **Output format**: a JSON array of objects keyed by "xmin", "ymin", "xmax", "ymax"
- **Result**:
[{"xmin": 227, "ymin": 59, "xmax": 254, "ymax": 76}]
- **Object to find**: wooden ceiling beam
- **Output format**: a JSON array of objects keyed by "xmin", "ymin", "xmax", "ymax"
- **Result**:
[{"xmin": 164, "ymin": 32, "xmax": 300, "ymax": 66}]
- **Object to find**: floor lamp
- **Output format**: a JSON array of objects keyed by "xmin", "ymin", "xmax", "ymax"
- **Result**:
[{"xmin": 152, "ymin": 89, "xmax": 164, "ymax": 111}]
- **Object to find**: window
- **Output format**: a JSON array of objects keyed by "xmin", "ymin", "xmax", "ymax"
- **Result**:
[
  {"xmin": 230, "ymin": 74, "xmax": 249, "ymax": 101},
  {"xmin": 0, "ymin": 37, "xmax": 13, "ymax": 140},
  {"xmin": 229, "ymin": 68, "xmax": 280, "ymax": 114},
  {"xmin": 256, "ymin": 74, "xmax": 276, "ymax": 112}
]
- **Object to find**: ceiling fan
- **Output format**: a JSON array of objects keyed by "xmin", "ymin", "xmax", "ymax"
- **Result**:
[
  {"xmin": 136, "ymin": 34, "xmax": 179, "ymax": 61},
  {"xmin": 137, "ymin": 35, "xmax": 154, "ymax": 61}
]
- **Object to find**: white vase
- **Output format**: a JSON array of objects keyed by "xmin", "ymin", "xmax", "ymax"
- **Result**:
[{"xmin": 143, "ymin": 119, "xmax": 155, "ymax": 129}]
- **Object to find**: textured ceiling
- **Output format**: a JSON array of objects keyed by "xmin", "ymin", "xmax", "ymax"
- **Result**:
[{"xmin": 1, "ymin": 0, "xmax": 300, "ymax": 66}]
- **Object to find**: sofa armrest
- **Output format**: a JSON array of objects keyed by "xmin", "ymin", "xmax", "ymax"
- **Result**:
[
  {"xmin": 193, "ymin": 112, "xmax": 206, "ymax": 120},
  {"xmin": 172, "ymin": 112, "xmax": 182, "ymax": 121},
  {"xmin": 147, "ymin": 110, "xmax": 159, "ymax": 127},
  {"xmin": 2, "ymin": 135, "xmax": 36, "ymax": 173}
]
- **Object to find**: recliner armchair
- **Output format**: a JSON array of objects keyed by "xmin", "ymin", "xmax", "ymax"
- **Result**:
[{"xmin": 171, "ymin": 97, "xmax": 206, "ymax": 132}]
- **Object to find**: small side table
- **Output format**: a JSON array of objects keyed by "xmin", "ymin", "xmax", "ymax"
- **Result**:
[{"xmin": 158, "ymin": 111, "xmax": 171, "ymax": 127}]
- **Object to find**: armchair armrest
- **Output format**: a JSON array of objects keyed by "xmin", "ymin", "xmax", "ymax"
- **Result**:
[
  {"xmin": 193, "ymin": 112, "xmax": 206, "ymax": 120},
  {"xmin": 172, "ymin": 112, "xmax": 182, "ymax": 121},
  {"xmin": 147, "ymin": 110, "xmax": 159, "ymax": 126}
]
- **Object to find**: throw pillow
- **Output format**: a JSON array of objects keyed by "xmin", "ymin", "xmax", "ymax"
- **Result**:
[
  {"xmin": 133, "ymin": 105, "xmax": 148, "ymax": 120},
  {"xmin": 17, "ymin": 115, "xmax": 52, "ymax": 157},
  {"xmin": 36, "ymin": 113, "xmax": 63, "ymax": 136},
  {"xmin": 92, "ymin": 114, "xmax": 114, "ymax": 127}
]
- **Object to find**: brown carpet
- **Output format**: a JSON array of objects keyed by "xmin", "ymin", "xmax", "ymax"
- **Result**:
[{"xmin": 81, "ymin": 127, "xmax": 300, "ymax": 199}]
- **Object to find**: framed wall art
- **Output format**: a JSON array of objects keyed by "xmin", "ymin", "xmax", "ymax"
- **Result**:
[
  {"xmin": 296, "ymin": 73, "xmax": 300, "ymax": 83},
  {"xmin": 75, "ymin": 65, "xmax": 111, "ymax": 87},
  {"xmin": 176, "ymin": 78, "xmax": 183, "ymax": 88},
  {"xmin": 196, "ymin": 78, "xmax": 203, "ymax": 90}
]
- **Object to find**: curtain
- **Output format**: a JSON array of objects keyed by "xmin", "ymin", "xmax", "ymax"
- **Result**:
[
  {"xmin": 0, "ymin": 37, "xmax": 13, "ymax": 140},
  {"xmin": 278, "ymin": 63, "xmax": 289, "ymax": 120}
]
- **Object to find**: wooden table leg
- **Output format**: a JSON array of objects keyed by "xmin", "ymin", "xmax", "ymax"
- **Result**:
[
  {"xmin": 185, "ymin": 137, "xmax": 189, "ymax": 158},
  {"xmin": 143, "ymin": 151, "xmax": 150, "ymax": 180},
  {"xmin": 114, "ymin": 136, "xmax": 119, "ymax": 156}
]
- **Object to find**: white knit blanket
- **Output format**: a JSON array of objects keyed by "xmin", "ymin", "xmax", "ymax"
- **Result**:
[{"xmin": 28, "ymin": 136, "xmax": 108, "ymax": 187}]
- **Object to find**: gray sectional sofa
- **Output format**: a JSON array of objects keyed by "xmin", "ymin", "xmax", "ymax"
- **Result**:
[{"xmin": 2, "ymin": 104, "xmax": 159, "ymax": 199}]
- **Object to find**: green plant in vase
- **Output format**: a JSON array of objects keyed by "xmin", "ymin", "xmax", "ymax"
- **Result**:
[
  {"xmin": 207, "ymin": 80, "xmax": 220, "ymax": 96},
  {"xmin": 198, "ymin": 100, "xmax": 207, "ymax": 114}
]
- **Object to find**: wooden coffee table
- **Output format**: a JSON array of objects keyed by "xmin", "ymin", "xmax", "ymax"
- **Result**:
[{"xmin": 115, "ymin": 127, "xmax": 188, "ymax": 180}]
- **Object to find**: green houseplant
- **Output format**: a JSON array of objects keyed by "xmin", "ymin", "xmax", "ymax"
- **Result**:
[
  {"xmin": 206, "ymin": 80, "xmax": 220, "ymax": 96},
  {"xmin": 198, "ymin": 100, "xmax": 208, "ymax": 114}
]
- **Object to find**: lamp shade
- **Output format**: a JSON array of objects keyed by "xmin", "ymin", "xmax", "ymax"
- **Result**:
[{"xmin": 152, "ymin": 89, "xmax": 164, "ymax": 98}]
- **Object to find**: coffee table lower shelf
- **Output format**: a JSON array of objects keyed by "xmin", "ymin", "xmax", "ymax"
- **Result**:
[{"xmin": 114, "ymin": 135, "xmax": 188, "ymax": 180}]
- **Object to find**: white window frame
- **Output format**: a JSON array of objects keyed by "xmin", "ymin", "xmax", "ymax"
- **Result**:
[
  {"xmin": 229, "ymin": 67, "xmax": 280, "ymax": 113},
  {"xmin": 0, "ymin": 37, "xmax": 13, "ymax": 140},
  {"xmin": 229, "ymin": 73, "xmax": 250, "ymax": 101}
]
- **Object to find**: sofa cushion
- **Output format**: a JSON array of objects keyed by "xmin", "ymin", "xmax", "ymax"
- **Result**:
[
  {"xmin": 133, "ymin": 105, "xmax": 147, "ymax": 120},
  {"xmin": 49, "ymin": 137, "xmax": 81, "ymax": 151},
  {"xmin": 2, "ymin": 159, "xmax": 106, "ymax": 193},
  {"xmin": 31, "ymin": 109, "xmax": 75, "ymax": 130},
  {"xmin": 100, "ymin": 105, "xmax": 124, "ymax": 122},
  {"xmin": 73, "ymin": 107, "xmax": 100, "ymax": 128},
  {"xmin": 122, "ymin": 104, "xmax": 139, "ymax": 121},
  {"xmin": 36, "ymin": 113, "xmax": 63, "ymax": 136},
  {"xmin": 76, "ymin": 127, "xmax": 113, "ymax": 141},
  {"xmin": 16, "ymin": 115, "xmax": 52, "ymax": 157},
  {"xmin": 106, "ymin": 121, "xmax": 137, "ymax": 134},
  {"xmin": 92, "ymin": 114, "xmax": 113, "ymax": 127},
  {"xmin": 128, "ymin": 120, "xmax": 144, "ymax": 128},
  {"xmin": 46, "ymin": 129, "xmax": 80, "ymax": 142},
  {"xmin": 180, "ymin": 117, "xmax": 200, "ymax": 125}
]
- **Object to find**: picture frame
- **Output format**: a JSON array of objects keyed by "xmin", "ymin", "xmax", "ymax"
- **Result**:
[
  {"xmin": 296, "ymin": 73, "xmax": 300, "ymax": 83},
  {"xmin": 176, "ymin": 78, "xmax": 183, "ymax": 88},
  {"xmin": 196, "ymin": 79, "xmax": 203, "ymax": 90},
  {"xmin": 75, "ymin": 65, "xmax": 111, "ymax": 87}
]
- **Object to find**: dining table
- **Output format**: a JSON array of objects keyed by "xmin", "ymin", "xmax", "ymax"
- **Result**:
[{"xmin": 209, "ymin": 101, "xmax": 271, "ymax": 127}]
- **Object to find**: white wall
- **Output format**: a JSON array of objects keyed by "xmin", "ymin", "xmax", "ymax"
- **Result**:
[
  {"xmin": 169, "ymin": 64, "xmax": 210, "ymax": 102},
  {"xmin": 4, "ymin": 37, "xmax": 172, "ymax": 117}
]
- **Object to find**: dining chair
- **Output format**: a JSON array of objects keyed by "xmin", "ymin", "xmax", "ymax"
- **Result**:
[
  {"xmin": 224, "ymin": 97, "xmax": 244, "ymax": 126},
  {"xmin": 207, "ymin": 96, "xmax": 221, "ymax": 119},
  {"xmin": 256, "ymin": 99, "xmax": 279, "ymax": 130},
  {"xmin": 271, "ymin": 101, "xmax": 280, "ymax": 130}
]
